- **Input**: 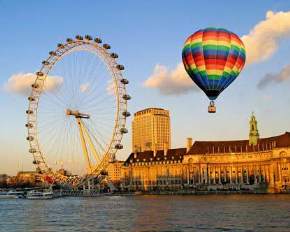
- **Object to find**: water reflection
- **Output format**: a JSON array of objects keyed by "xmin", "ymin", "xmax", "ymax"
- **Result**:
[{"xmin": 0, "ymin": 195, "xmax": 290, "ymax": 231}]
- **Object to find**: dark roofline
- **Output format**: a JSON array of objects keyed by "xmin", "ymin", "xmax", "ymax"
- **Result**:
[
  {"xmin": 124, "ymin": 148, "xmax": 186, "ymax": 165},
  {"xmin": 188, "ymin": 132, "xmax": 290, "ymax": 155}
]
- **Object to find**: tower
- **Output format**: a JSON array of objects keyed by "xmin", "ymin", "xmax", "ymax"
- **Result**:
[
  {"xmin": 249, "ymin": 112, "xmax": 259, "ymax": 146},
  {"xmin": 132, "ymin": 108, "xmax": 171, "ymax": 152}
]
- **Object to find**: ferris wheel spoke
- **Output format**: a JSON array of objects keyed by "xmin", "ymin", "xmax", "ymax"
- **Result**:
[
  {"xmin": 86, "ymin": 119, "xmax": 111, "ymax": 147},
  {"xmin": 78, "ymin": 66, "xmax": 111, "ymax": 103},
  {"xmin": 86, "ymin": 131, "xmax": 107, "ymax": 159},
  {"xmin": 81, "ymin": 92, "xmax": 116, "ymax": 111},
  {"xmin": 85, "ymin": 104, "xmax": 117, "ymax": 115}
]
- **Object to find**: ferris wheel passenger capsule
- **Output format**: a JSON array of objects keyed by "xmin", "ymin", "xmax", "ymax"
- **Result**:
[
  {"xmin": 115, "ymin": 144, "xmax": 123, "ymax": 149},
  {"xmin": 36, "ymin": 71, "xmax": 44, "ymax": 77},
  {"xmin": 29, "ymin": 148, "xmax": 37, "ymax": 153},
  {"xmin": 116, "ymin": 64, "xmax": 124, "ymax": 70},
  {"xmin": 42, "ymin": 60, "xmax": 50, "ymax": 65},
  {"xmin": 28, "ymin": 96, "xmax": 35, "ymax": 101},
  {"xmin": 123, "ymin": 94, "xmax": 131, "ymax": 100},
  {"xmin": 26, "ymin": 136, "xmax": 34, "ymax": 141},
  {"xmin": 66, "ymin": 38, "xmax": 73, "ymax": 43},
  {"xmin": 49, "ymin": 51, "xmax": 57, "ymax": 56},
  {"xmin": 122, "ymin": 111, "xmax": 131, "ymax": 117},
  {"xmin": 120, "ymin": 128, "xmax": 128, "ymax": 134},
  {"xmin": 120, "ymin": 78, "xmax": 129, "ymax": 84},
  {"xmin": 94, "ymin": 37, "xmax": 102, "ymax": 43},
  {"xmin": 85, "ymin": 35, "xmax": 92, "ymax": 40},
  {"xmin": 103, "ymin": 44, "xmax": 111, "ymax": 49},
  {"xmin": 110, "ymin": 53, "xmax": 118, "ymax": 58},
  {"xmin": 31, "ymin": 83, "xmax": 39, "ymax": 89},
  {"xmin": 26, "ymin": 110, "xmax": 33, "ymax": 114},
  {"xmin": 25, "ymin": 123, "xmax": 33, "ymax": 128},
  {"xmin": 75, "ymin": 35, "xmax": 83, "ymax": 40},
  {"xmin": 57, "ymin": 43, "xmax": 64, "ymax": 48}
]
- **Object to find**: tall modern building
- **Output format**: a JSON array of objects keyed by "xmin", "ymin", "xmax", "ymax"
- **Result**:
[{"xmin": 132, "ymin": 108, "xmax": 171, "ymax": 152}]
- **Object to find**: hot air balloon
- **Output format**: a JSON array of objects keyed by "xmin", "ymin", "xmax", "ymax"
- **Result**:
[{"xmin": 182, "ymin": 28, "xmax": 246, "ymax": 113}]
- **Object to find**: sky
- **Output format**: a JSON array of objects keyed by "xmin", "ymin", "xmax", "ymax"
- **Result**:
[{"xmin": 1, "ymin": 0, "xmax": 290, "ymax": 175}]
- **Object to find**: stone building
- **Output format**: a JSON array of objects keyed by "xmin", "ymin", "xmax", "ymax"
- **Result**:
[
  {"xmin": 122, "ymin": 114, "xmax": 290, "ymax": 193},
  {"xmin": 132, "ymin": 108, "xmax": 171, "ymax": 152},
  {"xmin": 123, "ymin": 148, "xmax": 186, "ymax": 191},
  {"xmin": 184, "ymin": 132, "xmax": 290, "ymax": 193},
  {"xmin": 107, "ymin": 161, "xmax": 123, "ymax": 184}
]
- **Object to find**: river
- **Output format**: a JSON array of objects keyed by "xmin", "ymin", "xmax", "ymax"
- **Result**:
[{"xmin": 0, "ymin": 195, "xmax": 290, "ymax": 231}]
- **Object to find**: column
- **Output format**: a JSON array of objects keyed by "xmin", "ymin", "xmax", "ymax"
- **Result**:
[
  {"xmin": 254, "ymin": 167, "xmax": 257, "ymax": 184},
  {"xmin": 230, "ymin": 166, "xmax": 232, "ymax": 184},
  {"xmin": 187, "ymin": 166, "xmax": 189, "ymax": 184},
  {"xmin": 246, "ymin": 166, "xmax": 249, "ymax": 184},
  {"xmin": 218, "ymin": 166, "xmax": 221, "ymax": 184},
  {"xmin": 205, "ymin": 167, "xmax": 208, "ymax": 184},
  {"xmin": 277, "ymin": 162, "xmax": 282, "ymax": 182},
  {"xmin": 224, "ymin": 166, "xmax": 227, "ymax": 183},
  {"xmin": 235, "ymin": 166, "xmax": 238, "ymax": 184},
  {"xmin": 213, "ymin": 166, "xmax": 216, "ymax": 184}
]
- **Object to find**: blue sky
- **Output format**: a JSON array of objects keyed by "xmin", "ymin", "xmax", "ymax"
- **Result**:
[{"xmin": 1, "ymin": 0, "xmax": 290, "ymax": 175}]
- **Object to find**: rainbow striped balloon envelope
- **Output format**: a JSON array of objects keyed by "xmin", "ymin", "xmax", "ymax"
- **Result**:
[{"xmin": 182, "ymin": 28, "xmax": 246, "ymax": 112}]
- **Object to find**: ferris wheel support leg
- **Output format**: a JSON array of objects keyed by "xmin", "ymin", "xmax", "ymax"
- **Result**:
[
  {"xmin": 81, "ymin": 122, "xmax": 102, "ymax": 165},
  {"xmin": 76, "ymin": 118, "xmax": 93, "ymax": 174}
]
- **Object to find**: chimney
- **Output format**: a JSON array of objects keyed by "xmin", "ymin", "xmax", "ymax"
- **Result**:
[
  {"xmin": 164, "ymin": 142, "xmax": 169, "ymax": 156},
  {"xmin": 186, "ymin": 138, "xmax": 193, "ymax": 153}
]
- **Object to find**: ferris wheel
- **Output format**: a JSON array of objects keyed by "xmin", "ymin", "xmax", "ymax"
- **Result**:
[{"xmin": 26, "ymin": 35, "xmax": 130, "ymax": 182}]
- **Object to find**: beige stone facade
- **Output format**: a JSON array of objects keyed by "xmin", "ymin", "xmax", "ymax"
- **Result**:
[
  {"xmin": 107, "ymin": 161, "xmax": 123, "ymax": 184},
  {"xmin": 184, "ymin": 146, "xmax": 290, "ymax": 193},
  {"xmin": 122, "ymin": 149, "xmax": 185, "ymax": 191},
  {"xmin": 122, "ymin": 133, "xmax": 290, "ymax": 193},
  {"xmin": 132, "ymin": 108, "xmax": 171, "ymax": 152}
]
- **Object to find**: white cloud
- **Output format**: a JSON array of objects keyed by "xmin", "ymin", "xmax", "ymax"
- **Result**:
[
  {"xmin": 80, "ymin": 82, "xmax": 90, "ymax": 93},
  {"xmin": 143, "ymin": 63, "xmax": 198, "ymax": 95},
  {"xmin": 258, "ymin": 63, "xmax": 290, "ymax": 89},
  {"xmin": 144, "ymin": 10, "xmax": 290, "ymax": 95},
  {"xmin": 242, "ymin": 10, "xmax": 290, "ymax": 64},
  {"xmin": 4, "ymin": 73, "xmax": 63, "ymax": 96}
]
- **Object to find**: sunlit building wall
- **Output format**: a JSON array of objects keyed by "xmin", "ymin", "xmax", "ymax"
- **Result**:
[
  {"xmin": 107, "ymin": 161, "xmax": 123, "ymax": 183},
  {"xmin": 132, "ymin": 108, "xmax": 171, "ymax": 152},
  {"xmin": 122, "ymin": 114, "xmax": 290, "ymax": 193}
]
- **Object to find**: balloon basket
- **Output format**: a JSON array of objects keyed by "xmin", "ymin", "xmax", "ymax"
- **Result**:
[{"xmin": 208, "ymin": 101, "xmax": 216, "ymax": 113}]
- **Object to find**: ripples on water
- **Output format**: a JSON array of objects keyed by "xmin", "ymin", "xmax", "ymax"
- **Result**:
[{"xmin": 0, "ymin": 195, "xmax": 290, "ymax": 232}]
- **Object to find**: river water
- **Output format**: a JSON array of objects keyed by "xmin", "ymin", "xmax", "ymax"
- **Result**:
[{"xmin": 0, "ymin": 195, "xmax": 290, "ymax": 232}]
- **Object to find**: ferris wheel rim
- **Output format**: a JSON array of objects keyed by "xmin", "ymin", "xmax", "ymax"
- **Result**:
[{"xmin": 26, "ymin": 36, "xmax": 129, "ymax": 179}]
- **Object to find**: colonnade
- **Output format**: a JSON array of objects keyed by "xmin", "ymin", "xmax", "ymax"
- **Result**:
[{"xmin": 185, "ymin": 163, "xmax": 275, "ymax": 186}]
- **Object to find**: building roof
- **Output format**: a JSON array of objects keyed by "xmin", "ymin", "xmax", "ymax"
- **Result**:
[
  {"xmin": 124, "ymin": 148, "xmax": 186, "ymax": 166},
  {"xmin": 188, "ymin": 132, "xmax": 290, "ymax": 155},
  {"xmin": 134, "ymin": 107, "xmax": 168, "ymax": 116}
]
